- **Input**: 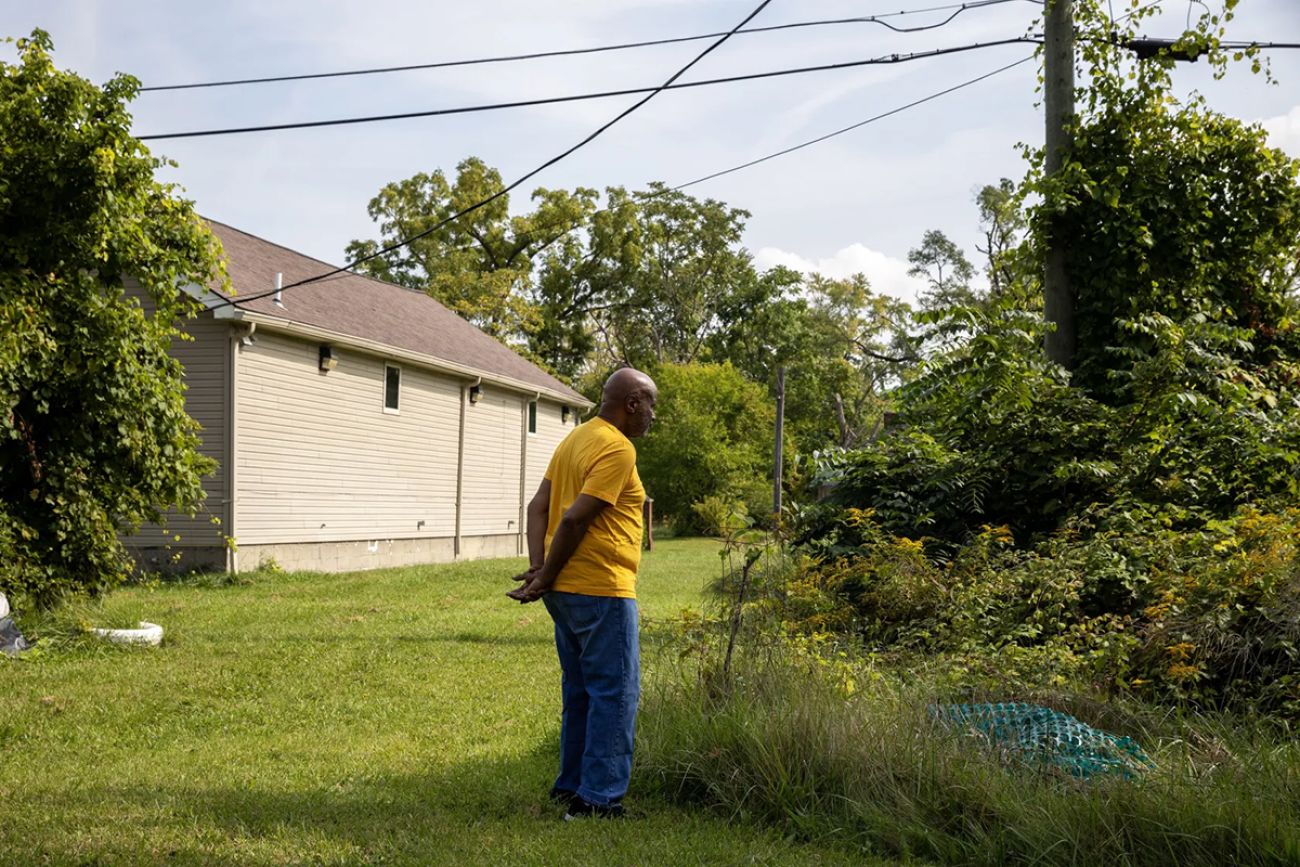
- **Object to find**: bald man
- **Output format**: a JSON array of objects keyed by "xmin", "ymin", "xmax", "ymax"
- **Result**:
[{"xmin": 507, "ymin": 367, "xmax": 658, "ymax": 819}]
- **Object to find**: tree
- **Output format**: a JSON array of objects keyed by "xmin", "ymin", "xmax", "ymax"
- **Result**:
[
  {"xmin": 786, "ymin": 275, "xmax": 915, "ymax": 450},
  {"xmin": 974, "ymin": 179, "xmax": 1030, "ymax": 301},
  {"xmin": 346, "ymin": 157, "xmax": 597, "ymax": 343},
  {"xmin": 807, "ymin": 0, "xmax": 1300, "ymax": 546},
  {"xmin": 0, "ymin": 31, "xmax": 226, "ymax": 608},
  {"xmin": 347, "ymin": 168, "xmax": 767, "ymax": 383},
  {"xmin": 907, "ymin": 229, "xmax": 978, "ymax": 310},
  {"xmin": 705, "ymin": 270, "xmax": 916, "ymax": 452},
  {"xmin": 528, "ymin": 193, "xmax": 643, "ymax": 379},
  {"xmin": 635, "ymin": 362, "xmax": 774, "ymax": 532},
  {"xmin": 586, "ymin": 185, "xmax": 761, "ymax": 370}
]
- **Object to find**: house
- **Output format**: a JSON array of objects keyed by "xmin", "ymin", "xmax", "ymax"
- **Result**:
[{"xmin": 127, "ymin": 220, "xmax": 592, "ymax": 573}]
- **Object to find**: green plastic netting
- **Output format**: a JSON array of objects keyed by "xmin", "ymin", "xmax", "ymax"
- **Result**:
[{"xmin": 931, "ymin": 702, "xmax": 1154, "ymax": 779}]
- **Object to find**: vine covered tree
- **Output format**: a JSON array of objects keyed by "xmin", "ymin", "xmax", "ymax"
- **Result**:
[
  {"xmin": 0, "ymin": 31, "xmax": 226, "ymax": 607},
  {"xmin": 1026, "ymin": 0, "xmax": 1297, "ymax": 392}
]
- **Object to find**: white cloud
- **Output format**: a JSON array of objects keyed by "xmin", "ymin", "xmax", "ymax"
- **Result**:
[
  {"xmin": 753, "ymin": 243, "xmax": 928, "ymax": 305},
  {"xmin": 1261, "ymin": 106, "xmax": 1300, "ymax": 157}
]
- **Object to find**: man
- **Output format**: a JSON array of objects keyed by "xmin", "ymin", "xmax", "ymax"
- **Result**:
[{"xmin": 507, "ymin": 367, "xmax": 657, "ymax": 819}]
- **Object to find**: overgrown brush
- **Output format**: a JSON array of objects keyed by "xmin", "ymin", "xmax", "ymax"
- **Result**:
[
  {"xmin": 779, "ymin": 505, "xmax": 1300, "ymax": 716},
  {"xmin": 638, "ymin": 647, "xmax": 1300, "ymax": 866}
]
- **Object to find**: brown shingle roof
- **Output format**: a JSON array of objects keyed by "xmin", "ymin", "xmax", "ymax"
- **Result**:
[{"xmin": 203, "ymin": 220, "xmax": 587, "ymax": 405}]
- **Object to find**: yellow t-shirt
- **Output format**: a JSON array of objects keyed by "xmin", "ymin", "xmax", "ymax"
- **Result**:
[{"xmin": 544, "ymin": 417, "xmax": 645, "ymax": 599}]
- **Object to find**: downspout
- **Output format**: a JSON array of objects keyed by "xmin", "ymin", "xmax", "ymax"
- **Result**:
[
  {"xmin": 455, "ymin": 376, "xmax": 479, "ymax": 558},
  {"xmin": 225, "ymin": 322, "xmax": 252, "ymax": 572},
  {"xmin": 519, "ymin": 391, "xmax": 540, "ymax": 556}
]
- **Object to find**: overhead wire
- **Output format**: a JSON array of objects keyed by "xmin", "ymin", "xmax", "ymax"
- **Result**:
[
  {"xmin": 1114, "ymin": 0, "xmax": 1163, "ymax": 25},
  {"xmin": 140, "ymin": 38, "xmax": 1041, "ymax": 141},
  {"xmin": 216, "ymin": 0, "xmax": 777, "ymax": 307},
  {"xmin": 1186, "ymin": 0, "xmax": 1211, "ymax": 30},
  {"xmin": 495, "ymin": 54, "xmax": 1037, "ymax": 251},
  {"xmin": 671, "ymin": 54, "xmax": 1037, "ymax": 192},
  {"xmin": 216, "ymin": 52, "xmax": 1039, "ymax": 306},
  {"xmin": 1218, "ymin": 41, "xmax": 1300, "ymax": 50},
  {"xmin": 191, "ymin": 0, "xmax": 1292, "ymax": 308},
  {"xmin": 140, "ymin": 0, "xmax": 1035, "ymax": 92}
]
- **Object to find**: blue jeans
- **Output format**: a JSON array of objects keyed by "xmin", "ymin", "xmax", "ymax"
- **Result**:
[{"xmin": 542, "ymin": 592, "xmax": 640, "ymax": 807}]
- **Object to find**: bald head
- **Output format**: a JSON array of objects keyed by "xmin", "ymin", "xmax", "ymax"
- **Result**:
[
  {"xmin": 601, "ymin": 368, "xmax": 655, "ymax": 407},
  {"xmin": 599, "ymin": 367, "xmax": 658, "ymax": 438}
]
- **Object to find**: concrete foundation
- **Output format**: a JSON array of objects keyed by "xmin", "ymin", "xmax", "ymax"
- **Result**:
[
  {"xmin": 128, "ymin": 533, "xmax": 523, "ymax": 575},
  {"xmin": 234, "ymin": 533, "xmax": 521, "ymax": 573}
]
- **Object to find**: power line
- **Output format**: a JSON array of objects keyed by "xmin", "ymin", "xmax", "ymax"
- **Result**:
[
  {"xmin": 140, "ymin": 0, "xmax": 1036, "ymax": 93},
  {"xmin": 671, "ymin": 54, "xmax": 1037, "ymax": 192},
  {"xmin": 141, "ymin": 38, "xmax": 1040, "ymax": 141},
  {"xmin": 1186, "ymin": 0, "xmax": 1212, "ymax": 31},
  {"xmin": 221, "ymin": 52, "xmax": 1039, "ymax": 308},
  {"xmin": 218, "ymin": 0, "xmax": 776, "ymax": 308},
  {"xmin": 497, "ymin": 55, "xmax": 1038, "ymax": 249},
  {"xmin": 1115, "ymin": 0, "xmax": 1163, "ymax": 24},
  {"xmin": 1219, "ymin": 41, "xmax": 1300, "ymax": 50},
  {"xmin": 1082, "ymin": 34, "xmax": 1300, "ymax": 58}
]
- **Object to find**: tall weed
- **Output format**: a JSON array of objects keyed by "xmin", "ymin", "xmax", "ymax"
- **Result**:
[{"xmin": 638, "ymin": 648, "xmax": 1300, "ymax": 866}]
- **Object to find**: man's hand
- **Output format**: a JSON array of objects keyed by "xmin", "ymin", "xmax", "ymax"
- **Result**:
[
  {"xmin": 506, "ymin": 567, "xmax": 553, "ymax": 603},
  {"xmin": 511, "ymin": 564, "xmax": 542, "ymax": 584},
  {"xmin": 505, "ymin": 493, "xmax": 609, "ymax": 604}
]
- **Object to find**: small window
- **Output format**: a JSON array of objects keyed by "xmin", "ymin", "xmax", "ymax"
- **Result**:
[
  {"xmin": 528, "ymin": 400, "xmax": 538, "ymax": 434},
  {"xmin": 384, "ymin": 364, "xmax": 401, "ymax": 412}
]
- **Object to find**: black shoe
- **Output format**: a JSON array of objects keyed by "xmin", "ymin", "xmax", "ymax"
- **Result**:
[
  {"xmin": 563, "ymin": 798, "xmax": 625, "ymax": 820},
  {"xmin": 549, "ymin": 787, "xmax": 580, "ymax": 810}
]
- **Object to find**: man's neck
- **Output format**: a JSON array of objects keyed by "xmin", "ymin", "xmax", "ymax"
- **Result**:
[{"xmin": 597, "ymin": 411, "xmax": 630, "ymax": 438}]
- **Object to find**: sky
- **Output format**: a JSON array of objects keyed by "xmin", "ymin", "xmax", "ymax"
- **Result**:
[{"xmin": 4, "ymin": 0, "xmax": 1299, "ymax": 305}]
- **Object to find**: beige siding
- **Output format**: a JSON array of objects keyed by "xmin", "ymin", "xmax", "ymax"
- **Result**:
[
  {"xmin": 523, "ymin": 399, "xmax": 577, "ymax": 531},
  {"xmin": 460, "ymin": 384, "xmax": 525, "ymax": 537},
  {"xmin": 234, "ymin": 330, "xmax": 460, "ymax": 544},
  {"xmin": 127, "ymin": 280, "xmax": 230, "ymax": 548}
]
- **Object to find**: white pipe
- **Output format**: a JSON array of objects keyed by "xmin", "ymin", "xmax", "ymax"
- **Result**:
[{"xmin": 273, "ymin": 272, "xmax": 283, "ymax": 306}]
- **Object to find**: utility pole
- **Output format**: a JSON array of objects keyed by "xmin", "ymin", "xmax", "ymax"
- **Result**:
[
  {"xmin": 1043, "ymin": 0, "xmax": 1076, "ymax": 369},
  {"xmin": 773, "ymin": 366, "xmax": 785, "ymax": 521}
]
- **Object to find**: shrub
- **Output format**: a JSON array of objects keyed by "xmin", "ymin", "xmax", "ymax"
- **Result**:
[
  {"xmin": 1134, "ymin": 508, "xmax": 1300, "ymax": 715},
  {"xmin": 637, "ymin": 362, "xmax": 774, "ymax": 533},
  {"xmin": 809, "ymin": 308, "xmax": 1300, "ymax": 552},
  {"xmin": 689, "ymin": 494, "xmax": 747, "ymax": 538},
  {"xmin": 784, "ymin": 505, "xmax": 1300, "ymax": 716},
  {"xmin": 734, "ymin": 478, "xmax": 776, "ymax": 530}
]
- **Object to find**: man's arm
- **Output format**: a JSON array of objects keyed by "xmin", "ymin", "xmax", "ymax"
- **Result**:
[
  {"xmin": 525, "ymin": 480, "xmax": 551, "ymax": 569},
  {"xmin": 506, "ymin": 493, "xmax": 610, "ymax": 603}
]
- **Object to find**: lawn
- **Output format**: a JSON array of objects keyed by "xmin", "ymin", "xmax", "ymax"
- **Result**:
[{"xmin": 1, "ymin": 539, "xmax": 872, "ymax": 866}]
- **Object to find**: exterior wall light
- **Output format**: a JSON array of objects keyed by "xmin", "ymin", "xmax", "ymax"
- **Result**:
[
  {"xmin": 561, "ymin": 406, "xmax": 570, "ymax": 423},
  {"xmin": 318, "ymin": 345, "xmax": 337, "ymax": 372},
  {"xmin": 468, "ymin": 384, "xmax": 482, "ymax": 404}
]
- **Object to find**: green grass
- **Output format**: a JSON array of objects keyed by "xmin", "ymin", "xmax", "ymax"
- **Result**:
[{"xmin": 1, "ymin": 539, "xmax": 871, "ymax": 866}]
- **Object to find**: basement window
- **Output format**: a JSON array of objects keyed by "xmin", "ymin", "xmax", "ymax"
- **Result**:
[
  {"xmin": 384, "ymin": 364, "xmax": 401, "ymax": 412},
  {"xmin": 528, "ymin": 400, "xmax": 538, "ymax": 434}
]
